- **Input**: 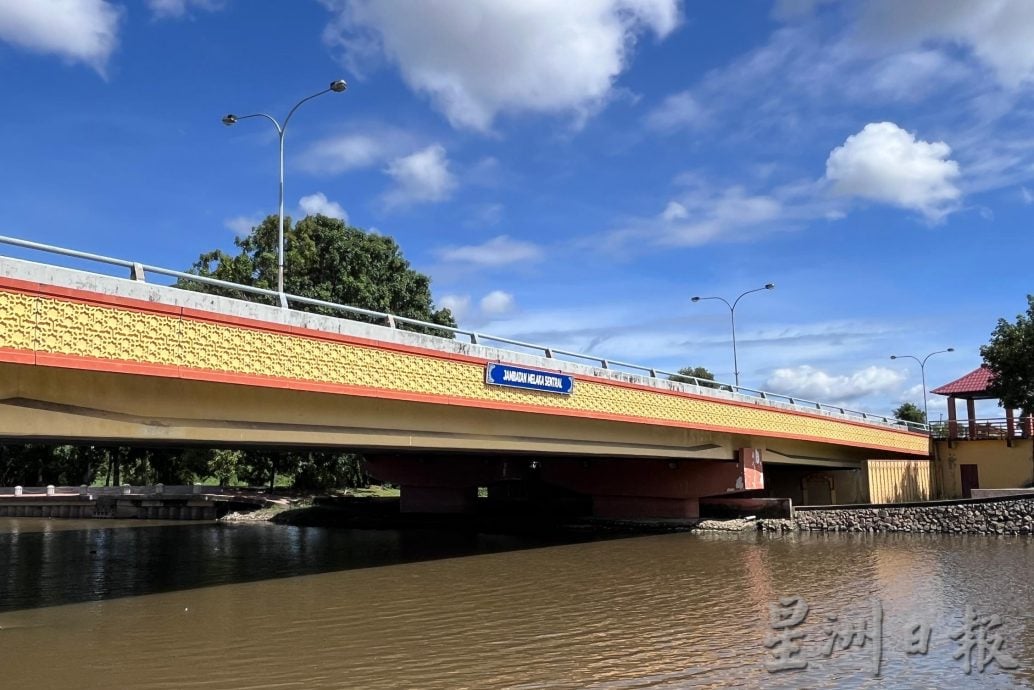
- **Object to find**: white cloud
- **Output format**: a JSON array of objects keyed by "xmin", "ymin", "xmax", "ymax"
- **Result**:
[
  {"xmin": 439, "ymin": 290, "xmax": 516, "ymax": 323},
  {"xmin": 660, "ymin": 201, "xmax": 688, "ymax": 222},
  {"xmin": 480, "ymin": 290, "xmax": 515, "ymax": 316},
  {"xmin": 383, "ymin": 145, "xmax": 457, "ymax": 206},
  {"xmin": 645, "ymin": 91, "xmax": 704, "ymax": 132},
  {"xmin": 467, "ymin": 203, "xmax": 504, "ymax": 228},
  {"xmin": 825, "ymin": 122, "xmax": 961, "ymax": 221},
  {"xmin": 765, "ymin": 365, "xmax": 905, "ymax": 402},
  {"xmin": 857, "ymin": 0, "xmax": 1034, "ymax": 89},
  {"xmin": 902, "ymin": 384, "xmax": 925, "ymax": 402},
  {"xmin": 147, "ymin": 0, "xmax": 225, "ymax": 19},
  {"xmin": 862, "ymin": 50, "xmax": 962, "ymax": 103},
  {"xmin": 224, "ymin": 214, "xmax": 260, "ymax": 237},
  {"xmin": 298, "ymin": 192, "xmax": 348, "ymax": 221},
  {"xmin": 437, "ymin": 235, "xmax": 543, "ymax": 267},
  {"xmin": 607, "ymin": 185, "xmax": 790, "ymax": 249},
  {"xmin": 298, "ymin": 132, "xmax": 398, "ymax": 175},
  {"xmin": 0, "ymin": 0, "xmax": 122, "ymax": 73},
  {"xmin": 321, "ymin": 0, "xmax": 679, "ymax": 131},
  {"xmin": 439, "ymin": 294, "xmax": 471, "ymax": 321}
]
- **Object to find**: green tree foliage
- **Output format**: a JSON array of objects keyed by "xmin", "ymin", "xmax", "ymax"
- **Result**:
[
  {"xmin": 0, "ymin": 445, "xmax": 96, "ymax": 486},
  {"xmin": 980, "ymin": 295, "xmax": 1034, "ymax": 416},
  {"xmin": 668, "ymin": 366, "xmax": 722, "ymax": 389},
  {"xmin": 293, "ymin": 452, "xmax": 368, "ymax": 491},
  {"xmin": 893, "ymin": 402, "xmax": 926, "ymax": 424},
  {"xmin": 0, "ymin": 445, "xmax": 217, "ymax": 487},
  {"xmin": 1, "ymin": 217, "xmax": 444, "ymax": 492},
  {"xmin": 178, "ymin": 214, "xmax": 456, "ymax": 334}
]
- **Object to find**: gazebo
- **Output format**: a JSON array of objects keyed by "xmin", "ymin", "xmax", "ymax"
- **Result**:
[{"xmin": 930, "ymin": 365, "xmax": 1027, "ymax": 440}]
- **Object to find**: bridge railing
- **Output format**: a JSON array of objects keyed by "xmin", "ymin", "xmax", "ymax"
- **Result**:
[
  {"xmin": 929, "ymin": 417, "xmax": 1033, "ymax": 441},
  {"xmin": 0, "ymin": 234, "xmax": 928, "ymax": 434}
]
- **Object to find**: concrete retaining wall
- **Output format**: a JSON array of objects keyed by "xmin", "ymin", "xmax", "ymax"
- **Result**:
[{"xmin": 758, "ymin": 495, "xmax": 1034, "ymax": 534}]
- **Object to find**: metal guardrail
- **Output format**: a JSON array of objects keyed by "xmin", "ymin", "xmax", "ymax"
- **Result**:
[
  {"xmin": 929, "ymin": 417, "xmax": 1033, "ymax": 441},
  {"xmin": 0, "ymin": 234, "xmax": 929, "ymax": 433}
]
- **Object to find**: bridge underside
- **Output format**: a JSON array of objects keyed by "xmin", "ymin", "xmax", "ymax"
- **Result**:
[{"xmin": 0, "ymin": 363, "xmax": 916, "ymax": 518}]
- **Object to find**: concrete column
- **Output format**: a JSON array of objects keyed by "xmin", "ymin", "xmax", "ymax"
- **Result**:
[
  {"xmin": 121, "ymin": 484, "xmax": 131, "ymax": 495},
  {"xmin": 1007, "ymin": 408, "xmax": 1015, "ymax": 439},
  {"xmin": 14, "ymin": 486, "xmax": 22, "ymax": 496},
  {"xmin": 366, "ymin": 454, "xmax": 506, "ymax": 514},
  {"xmin": 967, "ymin": 399, "xmax": 977, "ymax": 439},
  {"xmin": 46, "ymin": 485, "xmax": 55, "ymax": 496},
  {"xmin": 948, "ymin": 396, "xmax": 958, "ymax": 439},
  {"xmin": 542, "ymin": 456, "xmax": 750, "ymax": 520}
]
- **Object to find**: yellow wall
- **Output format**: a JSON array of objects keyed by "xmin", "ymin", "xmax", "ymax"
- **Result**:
[
  {"xmin": 934, "ymin": 440, "xmax": 1034, "ymax": 499},
  {"xmin": 865, "ymin": 459, "xmax": 931, "ymax": 503}
]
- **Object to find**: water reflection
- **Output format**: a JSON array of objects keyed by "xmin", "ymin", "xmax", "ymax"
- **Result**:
[
  {"xmin": 0, "ymin": 521, "xmax": 1031, "ymax": 689},
  {"xmin": 0, "ymin": 520, "xmax": 604, "ymax": 612}
]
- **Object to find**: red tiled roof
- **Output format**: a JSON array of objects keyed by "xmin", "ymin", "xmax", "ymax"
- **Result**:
[{"xmin": 931, "ymin": 366, "xmax": 994, "ymax": 396}]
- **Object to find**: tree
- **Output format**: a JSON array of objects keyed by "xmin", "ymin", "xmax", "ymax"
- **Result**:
[
  {"xmin": 893, "ymin": 402, "xmax": 926, "ymax": 424},
  {"xmin": 668, "ymin": 366, "xmax": 722, "ymax": 389},
  {"xmin": 980, "ymin": 295, "xmax": 1034, "ymax": 417},
  {"xmin": 0, "ymin": 216, "xmax": 453, "ymax": 493},
  {"xmin": 178, "ymin": 214, "xmax": 456, "ymax": 334}
]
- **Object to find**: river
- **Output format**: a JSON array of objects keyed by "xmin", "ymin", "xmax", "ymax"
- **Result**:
[{"xmin": 0, "ymin": 518, "xmax": 1031, "ymax": 689}]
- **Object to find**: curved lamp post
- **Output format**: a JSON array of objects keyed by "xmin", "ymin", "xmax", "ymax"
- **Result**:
[
  {"xmin": 691, "ymin": 283, "xmax": 775, "ymax": 387},
  {"xmin": 222, "ymin": 79, "xmax": 347, "ymax": 307},
  {"xmin": 889, "ymin": 348, "xmax": 954, "ymax": 423}
]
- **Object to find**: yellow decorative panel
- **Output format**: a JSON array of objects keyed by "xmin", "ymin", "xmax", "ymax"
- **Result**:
[
  {"xmin": 2, "ymin": 287, "xmax": 928, "ymax": 454},
  {"xmin": 35, "ymin": 298, "xmax": 182, "ymax": 365},
  {"xmin": 0, "ymin": 291, "xmax": 38, "ymax": 351}
]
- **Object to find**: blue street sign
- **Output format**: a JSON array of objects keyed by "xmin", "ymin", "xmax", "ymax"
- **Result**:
[{"xmin": 485, "ymin": 363, "xmax": 575, "ymax": 395}]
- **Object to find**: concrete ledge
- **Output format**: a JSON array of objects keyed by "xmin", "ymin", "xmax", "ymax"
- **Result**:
[{"xmin": 971, "ymin": 488, "xmax": 1034, "ymax": 499}]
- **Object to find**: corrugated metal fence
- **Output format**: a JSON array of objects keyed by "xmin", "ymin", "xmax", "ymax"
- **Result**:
[{"xmin": 866, "ymin": 459, "xmax": 931, "ymax": 503}]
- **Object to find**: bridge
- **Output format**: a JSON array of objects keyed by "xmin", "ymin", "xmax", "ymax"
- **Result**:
[{"xmin": 0, "ymin": 237, "xmax": 928, "ymax": 518}]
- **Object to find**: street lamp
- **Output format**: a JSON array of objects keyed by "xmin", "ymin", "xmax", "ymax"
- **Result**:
[
  {"xmin": 222, "ymin": 79, "xmax": 348, "ymax": 308},
  {"xmin": 691, "ymin": 283, "xmax": 775, "ymax": 387},
  {"xmin": 889, "ymin": 348, "xmax": 955, "ymax": 423}
]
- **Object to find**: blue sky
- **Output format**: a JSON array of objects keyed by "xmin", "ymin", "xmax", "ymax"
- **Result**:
[{"xmin": 2, "ymin": 0, "xmax": 1032, "ymax": 421}]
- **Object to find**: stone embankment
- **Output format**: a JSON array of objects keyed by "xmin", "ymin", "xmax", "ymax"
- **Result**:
[{"xmin": 699, "ymin": 495, "xmax": 1034, "ymax": 535}]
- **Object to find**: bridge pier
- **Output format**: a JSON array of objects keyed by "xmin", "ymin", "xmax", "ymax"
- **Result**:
[
  {"xmin": 366, "ymin": 449, "xmax": 765, "ymax": 520},
  {"xmin": 366, "ymin": 455, "xmax": 511, "ymax": 515},
  {"xmin": 541, "ymin": 449, "xmax": 763, "ymax": 520}
]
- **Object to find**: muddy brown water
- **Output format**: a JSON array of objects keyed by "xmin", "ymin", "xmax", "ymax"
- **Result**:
[{"xmin": 0, "ymin": 518, "xmax": 1032, "ymax": 689}]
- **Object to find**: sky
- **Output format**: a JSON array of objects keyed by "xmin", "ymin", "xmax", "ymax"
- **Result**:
[{"xmin": 2, "ymin": 0, "xmax": 1033, "ymax": 422}]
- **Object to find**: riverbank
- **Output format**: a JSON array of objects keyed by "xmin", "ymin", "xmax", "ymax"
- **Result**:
[
  {"xmin": 220, "ymin": 491, "xmax": 1034, "ymax": 536},
  {"xmin": 694, "ymin": 493, "xmax": 1034, "ymax": 535}
]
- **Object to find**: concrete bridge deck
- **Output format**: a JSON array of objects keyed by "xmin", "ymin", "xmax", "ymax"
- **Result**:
[{"xmin": 0, "ymin": 251, "xmax": 928, "ymax": 518}]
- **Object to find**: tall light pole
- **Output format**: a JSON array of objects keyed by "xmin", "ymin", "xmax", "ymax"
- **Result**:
[
  {"xmin": 889, "ymin": 348, "xmax": 954, "ymax": 423},
  {"xmin": 691, "ymin": 283, "xmax": 775, "ymax": 387},
  {"xmin": 222, "ymin": 79, "xmax": 348, "ymax": 308}
]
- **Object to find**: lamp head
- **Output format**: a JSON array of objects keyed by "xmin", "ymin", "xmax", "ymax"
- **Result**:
[
  {"xmin": 221, "ymin": 114, "xmax": 237, "ymax": 126},
  {"xmin": 330, "ymin": 79, "xmax": 348, "ymax": 93},
  {"xmin": 890, "ymin": 355, "xmax": 898, "ymax": 360},
  {"xmin": 691, "ymin": 296, "xmax": 701, "ymax": 302},
  {"xmin": 764, "ymin": 283, "xmax": 775, "ymax": 290},
  {"xmin": 947, "ymin": 347, "xmax": 955, "ymax": 352}
]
